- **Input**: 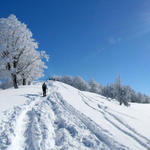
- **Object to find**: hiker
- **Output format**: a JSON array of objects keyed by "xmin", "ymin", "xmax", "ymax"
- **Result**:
[{"xmin": 42, "ymin": 82, "xmax": 47, "ymax": 97}]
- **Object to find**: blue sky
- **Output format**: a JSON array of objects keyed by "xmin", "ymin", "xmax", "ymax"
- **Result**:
[{"xmin": 0, "ymin": 0, "xmax": 150, "ymax": 95}]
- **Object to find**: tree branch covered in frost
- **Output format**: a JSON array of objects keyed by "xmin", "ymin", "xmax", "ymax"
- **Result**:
[
  {"xmin": 0, "ymin": 14, "xmax": 49, "ymax": 88},
  {"xmin": 40, "ymin": 51, "xmax": 49, "ymax": 61}
]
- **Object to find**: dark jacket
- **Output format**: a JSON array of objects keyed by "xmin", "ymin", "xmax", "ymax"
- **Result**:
[{"xmin": 42, "ymin": 83, "xmax": 47, "ymax": 91}]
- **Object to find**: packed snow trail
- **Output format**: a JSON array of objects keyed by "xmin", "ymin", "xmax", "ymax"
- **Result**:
[
  {"xmin": 0, "ymin": 94, "xmax": 55, "ymax": 150},
  {"xmin": 7, "ymin": 96, "xmax": 55, "ymax": 150},
  {"xmin": 0, "ymin": 84, "xmax": 110, "ymax": 150},
  {"xmin": 0, "ymin": 81, "xmax": 150, "ymax": 150}
]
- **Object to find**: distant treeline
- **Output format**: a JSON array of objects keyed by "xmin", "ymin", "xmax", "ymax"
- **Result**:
[{"xmin": 50, "ymin": 75, "xmax": 150, "ymax": 104}]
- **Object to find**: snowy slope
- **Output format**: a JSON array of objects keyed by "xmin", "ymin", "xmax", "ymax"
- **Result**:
[{"xmin": 0, "ymin": 81, "xmax": 150, "ymax": 150}]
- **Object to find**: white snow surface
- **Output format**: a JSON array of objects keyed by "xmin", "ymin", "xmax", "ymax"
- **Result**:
[{"xmin": 0, "ymin": 81, "xmax": 150, "ymax": 150}]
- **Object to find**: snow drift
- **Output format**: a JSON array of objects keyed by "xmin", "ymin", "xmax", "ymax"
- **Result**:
[{"xmin": 0, "ymin": 81, "xmax": 150, "ymax": 150}]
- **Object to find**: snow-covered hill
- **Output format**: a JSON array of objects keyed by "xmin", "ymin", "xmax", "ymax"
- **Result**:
[{"xmin": 0, "ymin": 81, "xmax": 150, "ymax": 150}]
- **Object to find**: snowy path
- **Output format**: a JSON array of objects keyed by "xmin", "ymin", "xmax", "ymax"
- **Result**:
[
  {"xmin": 0, "ymin": 86, "xmax": 109, "ymax": 150},
  {"xmin": 0, "ymin": 81, "xmax": 150, "ymax": 150},
  {"xmin": 0, "ymin": 94, "xmax": 55, "ymax": 150}
]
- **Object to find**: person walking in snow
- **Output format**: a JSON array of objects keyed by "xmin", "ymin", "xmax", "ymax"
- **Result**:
[{"xmin": 42, "ymin": 82, "xmax": 47, "ymax": 97}]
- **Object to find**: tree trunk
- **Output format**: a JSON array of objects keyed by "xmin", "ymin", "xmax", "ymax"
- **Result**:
[
  {"xmin": 12, "ymin": 74, "xmax": 18, "ymax": 89},
  {"xmin": 28, "ymin": 81, "xmax": 31, "ymax": 85},
  {"xmin": 23, "ymin": 78, "xmax": 26, "ymax": 85}
]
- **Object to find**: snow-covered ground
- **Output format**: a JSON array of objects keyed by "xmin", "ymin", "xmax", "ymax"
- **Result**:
[{"xmin": 0, "ymin": 81, "xmax": 150, "ymax": 150}]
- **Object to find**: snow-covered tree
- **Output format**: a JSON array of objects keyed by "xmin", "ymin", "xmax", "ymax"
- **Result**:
[
  {"xmin": 114, "ymin": 74, "xmax": 123, "ymax": 105},
  {"xmin": 61, "ymin": 76, "xmax": 73, "ymax": 86},
  {"xmin": 88, "ymin": 79, "xmax": 102, "ymax": 94},
  {"xmin": 49, "ymin": 75, "xmax": 61, "ymax": 81},
  {"xmin": 72, "ymin": 76, "xmax": 89, "ymax": 91},
  {"xmin": 102, "ymin": 84, "xmax": 116, "ymax": 99},
  {"xmin": 49, "ymin": 74, "xmax": 150, "ymax": 104},
  {"xmin": 18, "ymin": 50, "xmax": 49, "ymax": 85},
  {"xmin": 50, "ymin": 75, "xmax": 89, "ymax": 91},
  {"xmin": 0, "ymin": 15, "xmax": 49, "ymax": 88}
]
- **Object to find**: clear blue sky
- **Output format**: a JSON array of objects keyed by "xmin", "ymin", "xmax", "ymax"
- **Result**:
[{"xmin": 0, "ymin": 0, "xmax": 150, "ymax": 95}]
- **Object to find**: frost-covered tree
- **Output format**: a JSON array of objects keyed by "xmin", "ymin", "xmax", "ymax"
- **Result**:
[
  {"xmin": 49, "ymin": 75, "xmax": 61, "ymax": 81},
  {"xmin": 50, "ymin": 75, "xmax": 89, "ymax": 91},
  {"xmin": 49, "ymin": 74, "xmax": 150, "ymax": 104},
  {"xmin": 72, "ymin": 76, "xmax": 89, "ymax": 91},
  {"xmin": 61, "ymin": 76, "xmax": 73, "ymax": 86},
  {"xmin": 102, "ymin": 84, "xmax": 116, "ymax": 99},
  {"xmin": 18, "ymin": 50, "xmax": 49, "ymax": 85},
  {"xmin": 114, "ymin": 74, "xmax": 121, "ymax": 104},
  {"xmin": 88, "ymin": 79, "xmax": 102, "ymax": 94},
  {"xmin": 0, "ymin": 15, "xmax": 49, "ymax": 88}
]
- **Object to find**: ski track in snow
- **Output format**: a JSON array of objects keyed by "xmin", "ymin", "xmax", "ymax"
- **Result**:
[
  {"xmin": 78, "ymin": 91, "xmax": 150, "ymax": 150},
  {"xmin": 0, "ymin": 81, "xmax": 150, "ymax": 150},
  {"xmin": 50, "ymin": 92, "xmax": 129, "ymax": 150}
]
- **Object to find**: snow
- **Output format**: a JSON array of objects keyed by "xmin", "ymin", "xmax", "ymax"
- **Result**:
[
  {"xmin": 0, "ymin": 85, "xmax": 41, "ymax": 119},
  {"xmin": 0, "ymin": 81, "xmax": 150, "ymax": 150}
]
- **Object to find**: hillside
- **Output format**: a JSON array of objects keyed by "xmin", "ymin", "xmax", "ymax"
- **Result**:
[{"xmin": 0, "ymin": 81, "xmax": 150, "ymax": 150}]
